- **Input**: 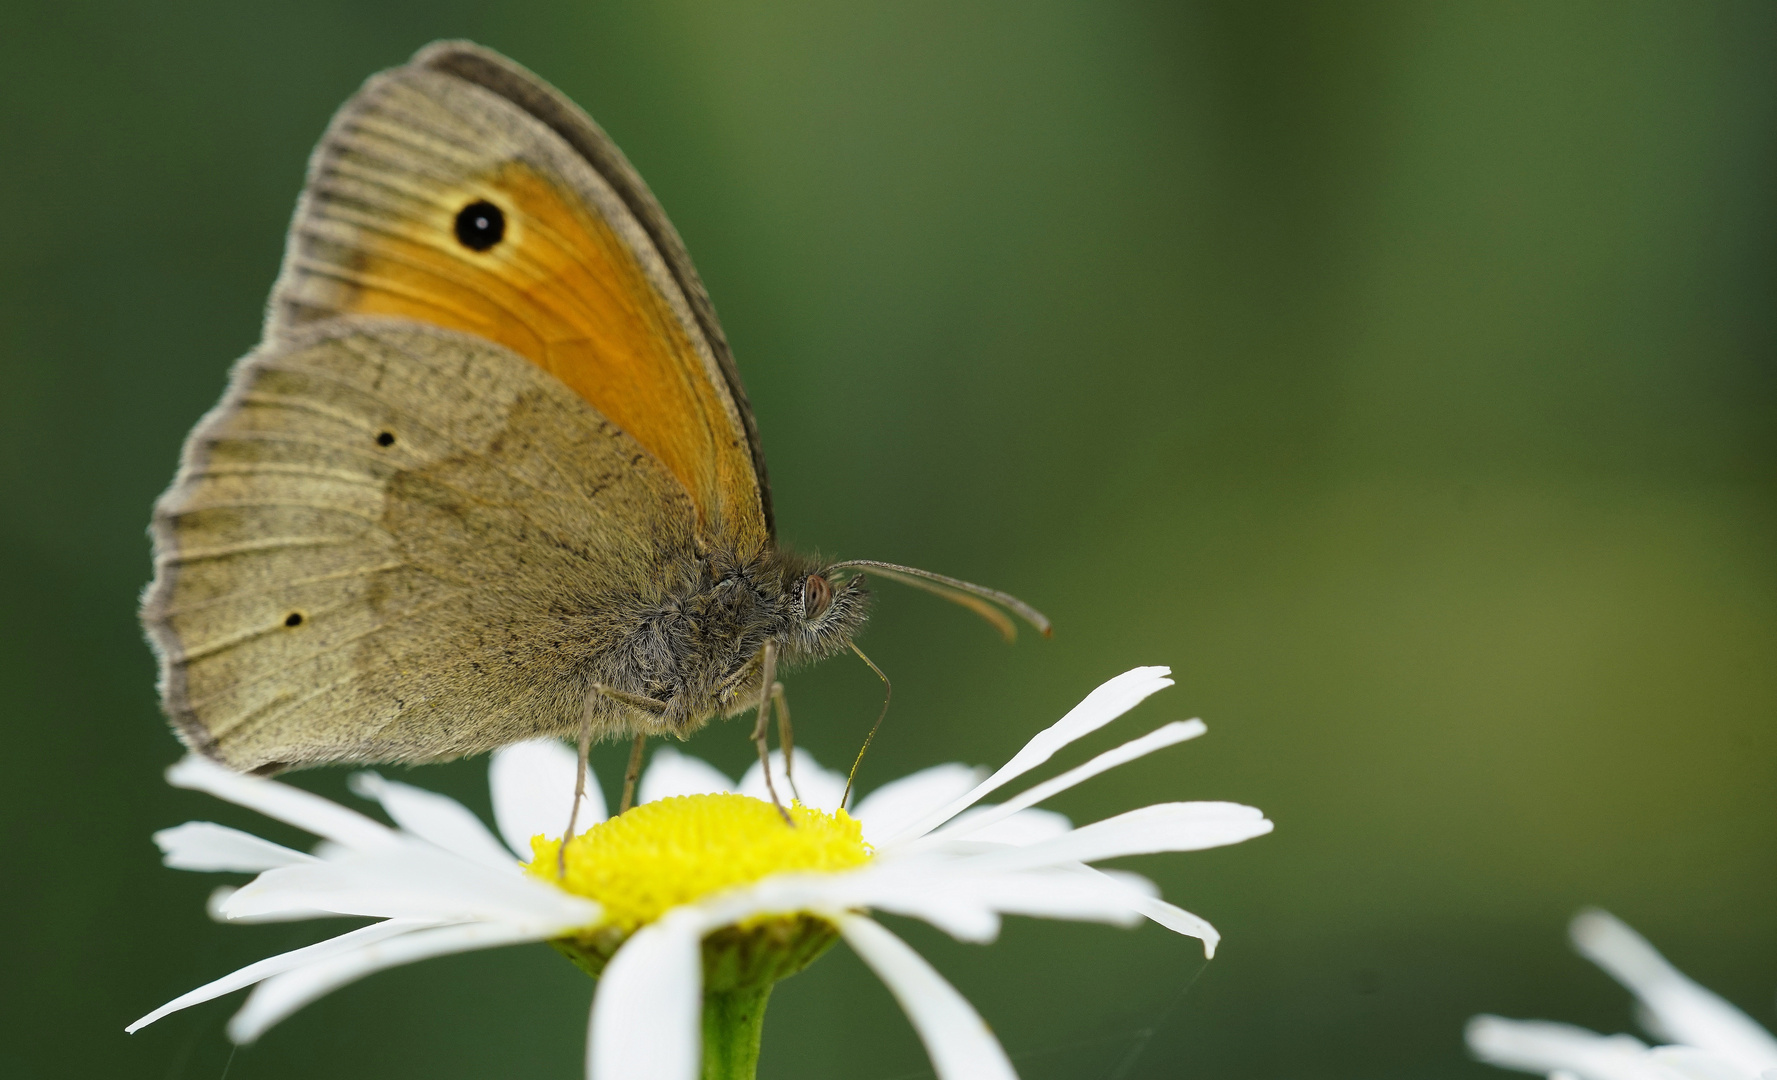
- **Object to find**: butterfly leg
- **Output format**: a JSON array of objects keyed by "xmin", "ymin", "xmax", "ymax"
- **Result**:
[
  {"xmin": 772, "ymin": 680, "xmax": 799, "ymax": 804},
  {"xmin": 590, "ymin": 682, "xmax": 669, "ymax": 716},
  {"xmin": 752, "ymin": 640, "xmax": 791, "ymax": 823},
  {"xmin": 840, "ymin": 642, "xmax": 893, "ymax": 810},
  {"xmin": 619, "ymin": 733, "xmax": 646, "ymax": 815},
  {"xmin": 558, "ymin": 700, "xmax": 595, "ymax": 878},
  {"xmin": 581, "ymin": 683, "xmax": 666, "ymax": 818}
]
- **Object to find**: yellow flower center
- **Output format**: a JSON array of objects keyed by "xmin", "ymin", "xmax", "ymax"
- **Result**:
[{"xmin": 526, "ymin": 793, "xmax": 872, "ymax": 933}]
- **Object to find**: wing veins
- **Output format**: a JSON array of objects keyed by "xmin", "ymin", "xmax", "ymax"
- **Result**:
[
  {"xmin": 160, "ymin": 498, "xmax": 383, "ymax": 526},
  {"xmin": 158, "ymin": 536, "xmax": 377, "ymax": 564},
  {"xmin": 203, "ymin": 590, "xmax": 466, "ymax": 738},
  {"xmin": 181, "ymin": 463, "xmax": 386, "ymax": 486},
  {"xmin": 158, "ymin": 562, "xmax": 410, "ymax": 616}
]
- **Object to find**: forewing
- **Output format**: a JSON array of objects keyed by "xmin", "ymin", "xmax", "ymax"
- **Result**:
[
  {"xmin": 144, "ymin": 320, "xmax": 691, "ymax": 771},
  {"xmin": 267, "ymin": 41, "xmax": 770, "ymax": 548}
]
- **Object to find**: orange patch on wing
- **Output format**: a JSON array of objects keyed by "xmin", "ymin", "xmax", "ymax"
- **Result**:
[{"xmin": 334, "ymin": 162, "xmax": 762, "ymax": 544}]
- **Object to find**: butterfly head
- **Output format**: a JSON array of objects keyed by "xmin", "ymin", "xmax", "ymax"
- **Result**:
[{"xmin": 774, "ymin": 558, "xmax": 871, "ymax": 667}]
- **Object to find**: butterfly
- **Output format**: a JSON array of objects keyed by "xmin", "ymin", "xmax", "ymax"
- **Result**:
[{"xmin": 140, "ymin": 41, "xmax": 1047, "ymax": 813}]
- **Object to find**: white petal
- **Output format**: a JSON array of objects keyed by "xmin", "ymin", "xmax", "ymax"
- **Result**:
[
  {"xmin": 155, "ymin": 822, "xmax": 315, "ymax": 872},
  {"xmin": 349, "ymin": 772, "xmax": 517, "ymax": 871},
  {"xmin": 922, "ymin": 720, "xmax": 1204, "ymax": 848},
  {"xmin": 883, "ymin": 666, "xmax": 1175, "ymax": 844},
  {"xmin": 490, "ymin": 739, "xmax": 595, "ymax": 857},
  {"xmin": 838, "ymin": 856, "xmax": 1212, "ymax": 946},
  {"xmin": 589, "ymin": 908, "xmax": 711, "ymax": 1080},
  {"xmin": 739, "ymin": 748, "xmax": 848, "ymax": 813},
  {"xmin": 167, "ymin": 756, "xmax": 394, "ymax": 849},
  {"xmin": 1650, "ymin": 1047, "xmax": 1762, "ymax": 1080},
  {"xmin": 838, "ymin": 915, "xmax": 1017, "ymax": 1080},
  {"xmin": 584, "ymin": 856, "xmax": 1000, "ymax": 948},
  {"xmin": 1466, "ymin": 1016, "xmax": 1666, "ymax": 1080},
  {"xmin": 1087, "ymin": 867, "xmax": 1162, "ymax": 899},
  {"xmin": 638, "ymin": 747, "xmax": 734, "ymax": 804},
  {"xmin": 891, "ymin": 867, "xmax": 1143, "ymax": 930},
  {"xmin": 309, "ymin": 839, "xmax": 352, "ymax": 860},
  {"xmin": 227, "ymin": 921, "xmax": 544, "ymax": 1043},
  {"xmin": 1572, "ymin": 910, "xmax": 1777, "ymax": 1074},
  {"xmin": 940, "ymin": 806, "xmax": 1072, "ymax": 846},
  {"xmin": 1078, "ymin": 866, "xmax": 1222, "ymax": 956},
  {"xmin": 1651, "ymin": 1047, "xmax": 1763, "ymax": 1080},
  {"xmin": 857, "ymin": 887, "xmax": 1004, "ymax": 943},
  {"xmin": 126, "ymin": 918, "xmax": 431, "ymax": 1033},
  {"xmin": 854, "ymin": 764, "xmax": 986, "ymax": 844},
  {"xmin": 675, "ymin": 865, "xmax": 1005, "ymax": 945},
  {"xmin": 1111, "ymin": 893, "xmax": 1221, "ymax": 958},
  {"xmin": 663, "ymin": 852, "xmax": 1122, "ymax": 948},
  {"xmin": 204, "ymin": 885, "xmax": 335, "ymax": 924},
  {"xmin": 222, "ymin": 838, "xmax": 598, "ymax": 930},
  {"xmin": 978, "ymin": 801, "xmax": 1273, "ymax": 871}
]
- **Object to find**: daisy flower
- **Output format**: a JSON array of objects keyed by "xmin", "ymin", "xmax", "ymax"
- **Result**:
[
  {"xmin": 1467, "ymin": 909, "xmax": 1777, "ymax": 1080},
  {"xmin": 130, "ymin": 666, "xmax": 1273, "ymax": 1079}
]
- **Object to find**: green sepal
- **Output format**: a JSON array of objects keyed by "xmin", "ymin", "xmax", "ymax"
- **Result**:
[{"xmin": 551, "ymin": 914, "xmax": 843, "ymax": 1080}]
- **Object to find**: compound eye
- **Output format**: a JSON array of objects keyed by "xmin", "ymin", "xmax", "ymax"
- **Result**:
[{"xmin": 801, "ymin": 574, "xmax": 834, "ymax": 620}]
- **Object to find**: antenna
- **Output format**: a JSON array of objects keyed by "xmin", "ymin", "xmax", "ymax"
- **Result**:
[
  {"xmin": 841, "ymin": 642, "xmax": 892, "ymax": 809},
  {"xmin": 829, "ymin": 560, "xmax": 1051, "ymax": 642}
]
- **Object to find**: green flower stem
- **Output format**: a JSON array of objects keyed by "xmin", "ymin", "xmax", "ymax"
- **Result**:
[
  {"xmin": 553, "ymin": 915, "xmax": 838, "ymax": 1080},
  {"xmin": 701, "ymin": 984, "xmax": 772, "ymax": 1080}
]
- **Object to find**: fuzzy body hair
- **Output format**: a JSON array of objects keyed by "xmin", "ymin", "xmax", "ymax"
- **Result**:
[{"xmin": 594, "ymin": 544, "xmax": 870, "ymax": 734}]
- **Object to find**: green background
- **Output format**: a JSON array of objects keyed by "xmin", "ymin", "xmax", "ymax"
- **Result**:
[{"xmin": 3, "ymin": 3, "xmax": 1773, "ymax": 1077}]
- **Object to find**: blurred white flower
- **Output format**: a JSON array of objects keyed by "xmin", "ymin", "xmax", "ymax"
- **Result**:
[
  {"xmin": 130, "ymin": 666, "xmax": 1273, "ymax": 1080},
  {"xmin": 1468, "ymin": 909, "xmax": 1777, "ymax": 1080}
]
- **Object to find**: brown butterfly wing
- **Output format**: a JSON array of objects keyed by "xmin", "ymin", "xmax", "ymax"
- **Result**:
[
  {"xmin": 145, "ymin": 42, "xmax": 781, "ymax": 769},
  {"xmin": 145, "ymin": 320, "xmax": 695, "ymax": 771},
  {"xmin": 266, "ymin": 41, "xmax": 771, "ymax": 549}
]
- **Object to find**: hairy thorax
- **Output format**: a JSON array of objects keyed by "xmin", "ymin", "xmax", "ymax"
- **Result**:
[{"xmin": 594, "ymin": 545, "xmax": 869, "ymax": 738}]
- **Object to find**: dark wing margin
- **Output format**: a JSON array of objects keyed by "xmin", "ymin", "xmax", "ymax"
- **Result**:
[{"xmin": 412, "ymin": 40, "xmax": 776, "ymax": 539}]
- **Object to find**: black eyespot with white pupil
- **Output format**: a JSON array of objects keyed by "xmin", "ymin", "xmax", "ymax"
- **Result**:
[
  {"xmin": 454, "ymin": 200, "xmax": 505, "ymax": 251},
  {"xmin": 802, "ymin": 574, "xmax": 834, "ymax": 621}
]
